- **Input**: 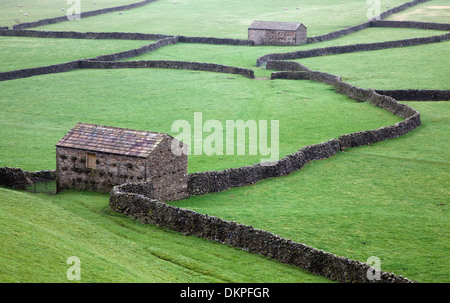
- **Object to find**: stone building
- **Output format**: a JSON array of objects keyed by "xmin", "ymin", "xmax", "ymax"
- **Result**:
[
  {"xmin": 248, "ymin": 21, "xmax": 307, "ymax": 45},
  {"xmin": 56, "ymin": 122, "xmax": 188, "ymax": 201}
]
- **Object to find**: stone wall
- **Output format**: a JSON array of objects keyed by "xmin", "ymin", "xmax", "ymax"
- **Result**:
[
  {"xmin": 270, "ymin": 69, "xmax": 340, "ymax": 85},
  {"xmin": 0, "ymin": 30, "xmax": 247, "ymax": 49},
  {"xmin": 0, "ymin": 167, "xmax": 30, "ymax": 189},
  {"xmin": 0, "ymin": 29, "xmax": 170, "ymax": 40},
  {"xmin": 25, "ymin": 170, "xmax": 57, "ymax": 182},
  {"xmin": 87, "ymin": 36, "xmax": 179, "ymax": 61},
  {"xmin": 265, "ymin": 60, "xmax": 311, "ymax": 72},
  {"xmin": 0, "ymin": 29, "xmax": 254, "ymax": 46},
  {"xmin": 371, "ymin": 20, "xmax": 450, "ymax": 31},
  {"xmin": 80, "ymin": 60, "xmax": 255, "ymax": 79},
  {"xmin": 306, "ymin": 22, "xmax": 371, "ymax": 44},
  {"xmin": 0, "ymin": 167, "xmax": 56, "ymax": 189},
  {"xmin": 109, "ymin": 181, "xmax": 414, "ymax": 283},
  {"xmin": 0, "ymin": 60, "xmax": 81, "ymax": 81}
]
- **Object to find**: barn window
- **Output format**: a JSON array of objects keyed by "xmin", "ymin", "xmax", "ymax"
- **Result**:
[{"xmin": 86, "ymin": 153, "xmax": 97, "ymax": 169}]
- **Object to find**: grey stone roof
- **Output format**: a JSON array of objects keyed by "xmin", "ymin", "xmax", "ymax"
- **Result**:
[
  {"xmin": 56, "ymin": 122, "xmax": 168, "ymax": 158},
  {"xmin": 249, "ymin": 21, "xmax": 305, "ymax": 31}
]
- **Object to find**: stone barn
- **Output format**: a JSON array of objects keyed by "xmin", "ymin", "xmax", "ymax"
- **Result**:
[
  {"xmin": 56, "ymin": 122, "xmax": 188, "ymax": 202},
  {"xmin": 248, "ymin": 21, "xmax": 307, "ymax": 45}
]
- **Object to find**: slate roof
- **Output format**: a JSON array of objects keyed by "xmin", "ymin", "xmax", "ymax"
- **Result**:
[
  {"xmin": 249, "ymin": 21, "xmax": 305, "ymax": 31},
  {"xmin": 56, "ymin": 122, "xmax": 167, "ymax": 158}
]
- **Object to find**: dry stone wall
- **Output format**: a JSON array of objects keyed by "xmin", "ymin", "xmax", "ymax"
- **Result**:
[
  {"xmin": 109, "ymin": 181, "xmax": 414, "ymax": 283},
  {"xmin": 80, "ymin": 60, "xmax": 255, "ymax": 79},
  {"xmin": 87, "ymin": 36, "xmax": 179, "ymax": 61},
  {"xmin": 0, "ymin": 29, "xmax": 171, "ymax": 40},
  {"xmin": 258, "ymin": 33, "xmax": 450, "ymax": 66},
  {"xmin": 0, "ymin": 60, "xmax": 81, "ymax": 81},
  {"xmin": 371, "ymin": 20, "xmax": 450, "ymax": 31},
  {"xmin": 0, "ymin": 29, "xmax": 254, "ymax": 46}
]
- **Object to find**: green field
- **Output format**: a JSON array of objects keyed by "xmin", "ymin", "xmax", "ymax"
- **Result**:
[
  {"xmin": 0, "ymin": 187, "xmax": 334, "ymax": 282},
  {"xmin": 32, "ymin": 0, "xmax": 409, "ymax": 37},
  {"xmin": 172, "ymin": 101, "xmax": 450, "ymax": 283},
  {"xmin": 0, "ymin": 36, "xmax": 151, "ymax": 72},
  {"xmin": 0, "ymin": 0, "xmax": 449, "ymax": 283},
  {"xmin": 296, "ymin": 40, "xmax": 450, "ymax": 90},
  {"xmin": 386, "ymin": 0, "xmax": 450, "ymax": 23},
  {"xmin": 121, "ymin": 27, "xmax": 447, "ymax": 78},
  {"xmin": 0, "ymin": 69, "xmax": 401, "ymax": 172}
]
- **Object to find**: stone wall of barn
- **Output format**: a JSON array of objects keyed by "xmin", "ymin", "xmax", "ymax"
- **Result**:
[
  {"xmin": 249, "ymin": 29, "xmax": 302, "ymax": 46},
  {"xmin": 295, "ymin": 28, "xmax": 307, "ymax": 45},
  {"xmin": 56, "ymin": 146, "xmax": 148, "ymax": 193},
  {"xmin": 146, "ymin": 136, "xmax": 188, "ymax": 202}
]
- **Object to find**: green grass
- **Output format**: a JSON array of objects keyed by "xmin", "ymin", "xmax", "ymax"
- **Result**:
[
  {"xmin": 386, "ymin": 0, "xmax": 450, "ymax": 23},
  {"xmin": 0, "ymin": 68, "xmax": 401, "ymax": 172},
  {"xmin": 0, "ymin": 187, "xmax": 331, "ymax": 282},
  {"xmin": 295, "ymin": 41, "xmax": 450, "ymax": 90},
  {"xmin": 34, "ymin": 0, "xmax": 411, "ymax": 38},
  {"xmin": 172, "ymin": 101, "xmax": 450, "ymax": 283},
  {"xmin": 0, "ymin": 0, "xmax": 449, "ymax": 284},
  {"xmin": 0, "ymin": 36, "xmax": 152, "ymax": 72},
  {"xmin": 0, "ymin": 0, "xmax": 142, "ymax": 27}
]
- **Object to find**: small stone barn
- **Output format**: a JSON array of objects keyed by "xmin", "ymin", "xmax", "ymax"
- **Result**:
[
  {"xmin": 248, "ymin": 21, "xmax": 307, "ymax": 45},
  {"xmin": 56, "ymin": 122, "xmax": 188, "ymax": 202}
]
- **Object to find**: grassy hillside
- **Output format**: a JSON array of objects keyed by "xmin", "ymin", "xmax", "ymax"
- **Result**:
[
  {"xmin": 0, "ymin": 0, "xmax": 448, "ymax": 283},
  {"xmin": 0, "ymin": 187, "xmax": 331, "ymax": 282}
]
